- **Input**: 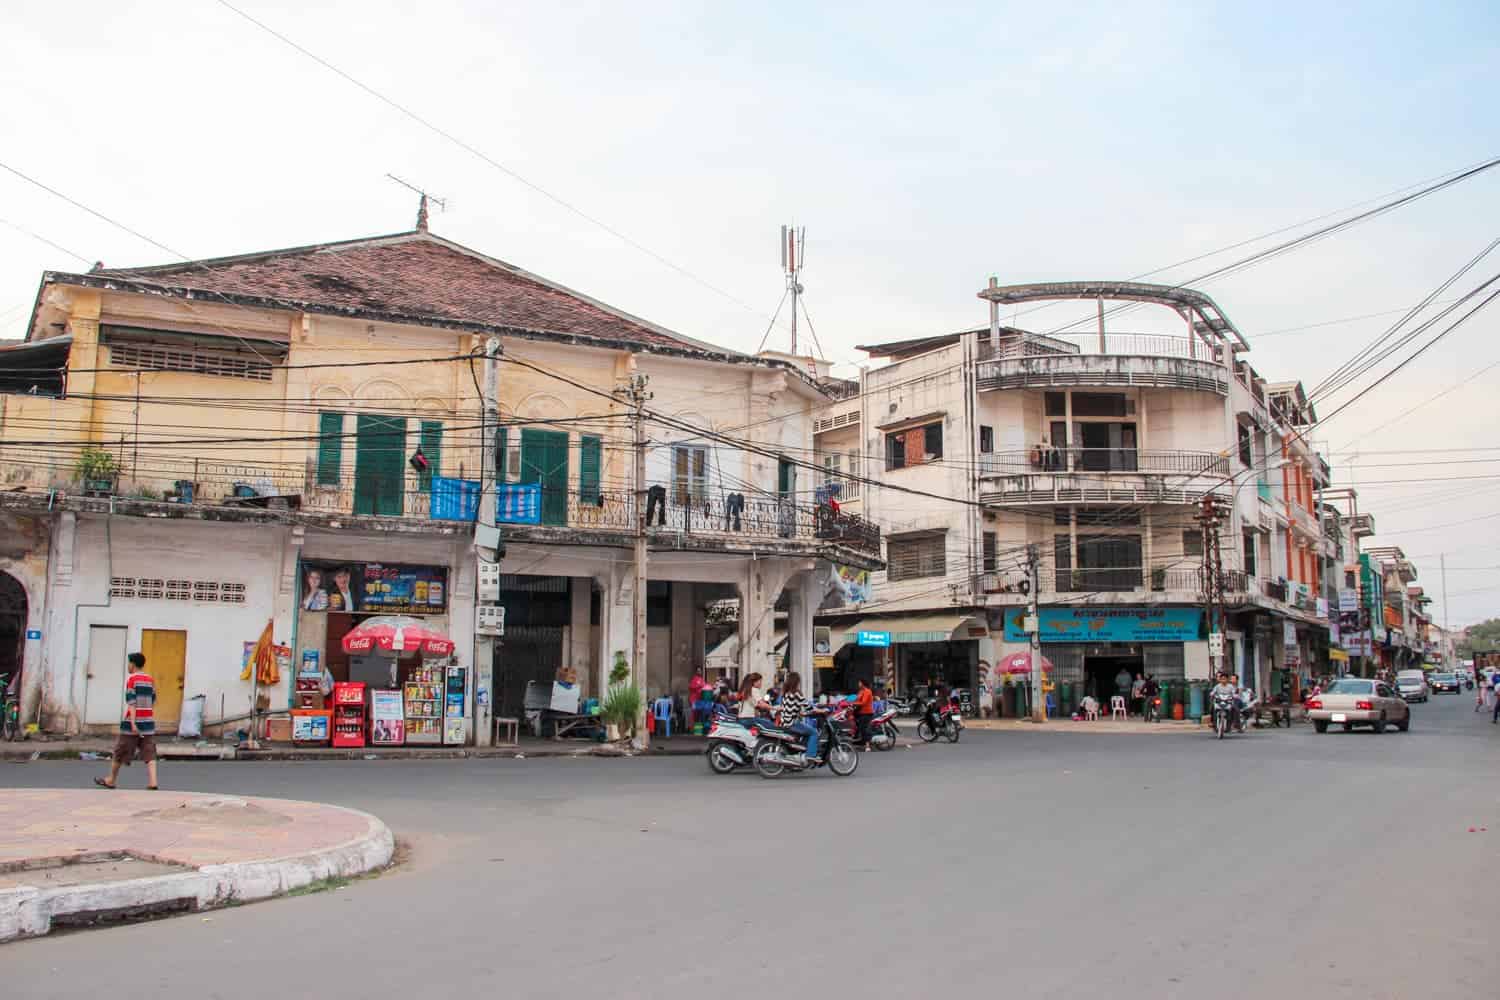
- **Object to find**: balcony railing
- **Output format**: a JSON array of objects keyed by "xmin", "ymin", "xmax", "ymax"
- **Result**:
[
  {"xmin": 1024, "ymin": 565, "xmax": 1250, "ymax": 595},
  {"xmin": 978, "ymin": 332, "xmax": 1219, "ymax": 362},
  {"xmin": 496, "ymin": 486, "xmax": 881, "ymax": 556},
  {"xmin": 818, "ymin": 476, "xmax": 861, "ymax": 501},
  {"xmin": 980, "ymin": 449, "xmax": 1229, "ymax": 477}
]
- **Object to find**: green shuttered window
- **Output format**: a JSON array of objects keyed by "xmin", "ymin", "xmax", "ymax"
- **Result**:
[
  {"xmin": 579, "ymin": 435, "xmax": 602, "ymax": 503},
  {"xmin": 316, "ymin": 412, "xmax": 343, "ymax": 485},
  {"xmin": 419, "ymin": 420, "xmax": 442, "ymax": 491}
]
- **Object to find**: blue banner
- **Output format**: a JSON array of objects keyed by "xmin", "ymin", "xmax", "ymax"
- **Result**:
[{"xmin": 1000, "ymin": 607, "xmax": 1202, "ymax": 643}]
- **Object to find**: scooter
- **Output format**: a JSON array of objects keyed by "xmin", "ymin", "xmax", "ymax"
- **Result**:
[
  {"xmin": 917, "ymin": 702, "xmax": 962, "ymax": 743},
  {"xmin": 1212, "ymin": 691, "xmax": 1238, "ymax": 740},
  {"xmin": 752, "ymin": 707, "xmax": 859, "ymax": 778},
  {"xmin": 704, "ymin": 712, "xmax": 770, "ymax": 774},
  {"xmin": 868, "ymin": 706, "xmax": 900, "ymax": 751}
]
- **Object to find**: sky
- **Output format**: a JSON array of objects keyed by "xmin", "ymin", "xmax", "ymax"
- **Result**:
[{"xmin": 1, "ymin": 0, "xmax": 1497, "ymax": 625}]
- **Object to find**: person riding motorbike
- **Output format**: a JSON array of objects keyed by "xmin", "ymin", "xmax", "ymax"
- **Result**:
[
  {"xmin": 1140, "ymin": 674, "xmax": 1160, "ymax": 722},
  {"xmin": 1210, "ymin": 673, "xmax": 1241, "ymax": 732},
  {"xmin": 776, "ymin": 672, "xmax": 818, "ymax": 764},
  {"xmin": 852, "ymin": 677, "xmax": 876, "ymax": 749},
  {"xmin": 1232, "ymin": 673, "xmax": 1257, "ymax": 732}
]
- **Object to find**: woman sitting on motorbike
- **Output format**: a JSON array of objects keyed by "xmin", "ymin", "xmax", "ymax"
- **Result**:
[
  {"xmin": 776, "ymin": 672, "xmax": 818, "ymax": 762},
  {"xmin": 737, "ymin": 672, "xmax": 770, "ymax": 719}
]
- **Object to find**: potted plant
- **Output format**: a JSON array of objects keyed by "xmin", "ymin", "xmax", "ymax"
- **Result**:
[
  {"xmin": 1151, "ymin": 566, "xmax": 1167, "ymax": 591},
  {"xmin": 75, "ymin": 447, "xmax": 121, "ymax": 497},
  {"xmin": 600, "ymin": 650, "xmax": 641, "ymax": 741}
]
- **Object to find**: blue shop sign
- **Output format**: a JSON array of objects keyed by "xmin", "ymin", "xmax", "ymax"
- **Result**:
[
  {"xmin": 1000, "ymin": 608, "xmax": 1202, "ymax": 643},
  {"xmin": 856, "ymin": 630, "xmax": 891, "ymax": 647}
]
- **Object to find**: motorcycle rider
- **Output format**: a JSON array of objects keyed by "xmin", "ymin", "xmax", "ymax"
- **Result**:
[
  {"xmin": 776, "ymin": 671, "xmax": 818, "ymax": 763},
  {"xmin": 1210, "ymin": 672, "xmax": 1241, "ymax": 732},
  {"xmin": 1140, "ymin": 673, "xmax": 1160, "ymax": 721},
  {"xmin": 852, "ymin": 677, "xmax": 876, "ymax": 749},
  {"xmin": 1232, "ymin": 673, "xmax": 1257, "ymax": 732}
]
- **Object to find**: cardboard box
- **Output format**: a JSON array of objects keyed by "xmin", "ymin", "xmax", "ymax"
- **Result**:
[{"xmin": 263, "ymin": 716, "xmax": 293, "ymax": 742}]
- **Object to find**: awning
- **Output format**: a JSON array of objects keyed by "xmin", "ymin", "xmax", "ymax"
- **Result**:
[{"xmin": 839, "ymin": 613, "xmax": 987, "ymax": 648}]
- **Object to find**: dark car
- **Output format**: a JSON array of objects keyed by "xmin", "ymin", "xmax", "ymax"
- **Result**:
[{"xmin": 1428, "ymin": 672, "xmax": 1460, "ymax": 694}]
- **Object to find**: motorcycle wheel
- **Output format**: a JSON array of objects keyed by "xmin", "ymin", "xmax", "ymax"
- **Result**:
[
  {"xmin": 707, "ymin": 743, "xmax": 738, "ymax": 774},
  {"xmin": 827, "ymin": 742, "xmax": 859, "ymax": 776},
  {"xmin": 945, "ymin": 721, "xmax": 961, "ymax": 743},
  {"xmin": 917, "ymin": 720, "xmax": 938, "ymax": 743},
  {"xmin": 1215, "ymin": 714, "xmax": 1225, "ymax": 739},
  {"xmin": 870, "ymin": 730, "xmax": 894, "ymax": 751},
  {"xmin": 753, "ymin": 741, "xmax": 786, "ymax": 779}
]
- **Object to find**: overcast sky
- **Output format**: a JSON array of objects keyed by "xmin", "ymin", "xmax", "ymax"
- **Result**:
[{"xmin": 1, "ymin": 1, "xmax": 1497, "ymax": 625}]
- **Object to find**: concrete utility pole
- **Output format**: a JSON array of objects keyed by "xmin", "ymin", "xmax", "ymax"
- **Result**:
[
  {"xmin": 620, "ymin": 372, "xmax": 652, "ymax": 748},
  {"xmin": 1440, "ymin": 553, "xmax": 1450, "ymax": 668},
  {"xmin": 1199, "ymin": 494, "xmax": 1228, "ymax": 678},
  {"xmin": 1027, "ymin": 544, "xmax": 1044, "ymax": 722},
  {"xmin": 473, "ymin": 336, "xmax": 502, "ymax": 747}
]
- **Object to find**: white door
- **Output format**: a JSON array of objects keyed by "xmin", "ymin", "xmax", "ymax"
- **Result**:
[{"xmin": 82, "ymin": 625, "xmax": 129, "ymax": 727}]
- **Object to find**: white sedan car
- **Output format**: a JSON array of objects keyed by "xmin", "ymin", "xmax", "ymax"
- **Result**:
[{"xmin": 1306, "ymin": 677, "xmax": 1410, "ymax": 733}]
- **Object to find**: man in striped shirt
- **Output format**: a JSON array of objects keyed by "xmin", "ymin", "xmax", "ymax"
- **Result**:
[{"xmin": 96, "ymin": 652, "xmax": 159, "ymax": 790}]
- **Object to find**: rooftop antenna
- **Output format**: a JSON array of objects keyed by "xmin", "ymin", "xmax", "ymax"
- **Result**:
[
  {"xmin": 781, "ymin": 224, "xmax": 805, "ymax": 356},
  {"xmin": 387, "ymin": 173, "xmax": 447, "ymax": 232}
]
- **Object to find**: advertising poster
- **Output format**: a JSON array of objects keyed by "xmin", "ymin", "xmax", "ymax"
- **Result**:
[{"xmin": 299, "ymin": 560, "xmax": 449, "ymax": 615}]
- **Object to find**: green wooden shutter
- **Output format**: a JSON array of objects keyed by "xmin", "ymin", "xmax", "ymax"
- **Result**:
[
  {"xmin": 419, "ymin": 420, "xmax": 443, "ymax": 491},
  {"xmin": 353, "ymin": 414, "xmax": 407, "ymax": 516},
  {"xmin": 578, "ymin": 435, "xmax": 601, "ymax": 503},
  {"xmin": 316, "ymin": 412, "xmax": 343, "ymax": 485}
]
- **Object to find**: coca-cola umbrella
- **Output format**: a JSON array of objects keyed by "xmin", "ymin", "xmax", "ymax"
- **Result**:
[
  {"xmin": 341, "ymin": 615, "xmax": 455, "ymax": 656},
  {"xmin": 997, "ymin": 651, "xmax": 1053, "ymax": 675}
]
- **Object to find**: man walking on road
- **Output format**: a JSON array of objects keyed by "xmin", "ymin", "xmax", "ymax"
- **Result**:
[{"xmin": 95, "ymin": 652, "xmax": 158, "ymax": 790}]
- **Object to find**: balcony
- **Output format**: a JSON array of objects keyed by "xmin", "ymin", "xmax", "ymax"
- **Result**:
[
  {"xmin": 985, "ymin": 564, "xmax": 1250, "ymax": 600},
  {"xmin": 1350, "ymin": 513, "xmax": 1376, "ymax": 538},
  {"xmin": 978, "ymin": 450, "xmax": 1228, "ymax": 508},
  {"xmin": 976, "ymin": 332, "xmax": 1229, "ymax": 395},
  {"xmin": 1290, "ymin": 503, "xmax": 1320, "ymax": 539}
]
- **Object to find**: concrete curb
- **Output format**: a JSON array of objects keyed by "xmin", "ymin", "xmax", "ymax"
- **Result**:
[{"xmin": 0, "ymin": 802, "xmax": 394, "ymax": 943}]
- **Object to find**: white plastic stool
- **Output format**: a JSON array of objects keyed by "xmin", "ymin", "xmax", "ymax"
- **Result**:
[{"xmin": 1110, "ymin": 696, "xmax": 1127, "ymax": 720}]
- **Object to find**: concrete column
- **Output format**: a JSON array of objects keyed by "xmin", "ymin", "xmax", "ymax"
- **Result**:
[
  {"xmin": 569, "ymin": 576, "xmax": 592, "ymax": 696},
  {"xmin": 691, "ymin": 590, "xmax": 707, "ymax": 675},
  {"xmin": 597, "ymin": 567, "xmax": 634, "ymax": 694},
  {"xmin": 669, "ymin": 581, "xmax": 693, "ymax": 697},
  {"xmin": 785, "ymin": 570, "xmax": 815, "ymax": 684}
]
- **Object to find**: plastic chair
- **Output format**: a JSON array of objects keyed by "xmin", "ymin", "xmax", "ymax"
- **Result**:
[
  {"xmin": 1110, "ymin": 695, "xmax": 1127, "ymax": 720},
  {"xmin": 652, "ymin": 697, "xmax": 673, "ymax": 738}
]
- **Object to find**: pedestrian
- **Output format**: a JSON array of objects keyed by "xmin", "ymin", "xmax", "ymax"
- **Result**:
[
  {"xmin": 1478, "ymin": 670, "xmax": 1493, "ymax": 713},
  {"xmin": 1131, "ymin": 672, "xmax": 1145, "ymax": 716},
  {"xmin": 1114, "ymin": 665, "xmax": 1133, "ymax": 705},
  {"xmin": 95, "ymin": 652, "xmax": 158, "ymax": 790},
  {"xmin": 688, "ymin": 666, "xmax": 706, "ymax": 728},
  {"xmin": 853, "ymin": 677, "xmax": 876, "ymax": 749}
]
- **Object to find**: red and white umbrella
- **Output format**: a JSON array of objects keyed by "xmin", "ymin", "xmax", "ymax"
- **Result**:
[
  {"xmin": 341, "ymin": 615, "xmax": 455, "ymax": 656},
  {"xmin": 997, "ymin": 652, "xmax": 1053, "ymax": 675}
]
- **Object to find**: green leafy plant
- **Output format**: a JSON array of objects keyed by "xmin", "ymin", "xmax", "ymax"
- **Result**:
[
  {"xmin": 609, "ymin": 650, "xmax": 630, "ymax": 686},
  {"xmin": 74, "ymin": 447, "xmax": 120, "ymax": 483},
  {"xmin": 600, "ymin": 683, "xmax": 643, "ymax": 733}
]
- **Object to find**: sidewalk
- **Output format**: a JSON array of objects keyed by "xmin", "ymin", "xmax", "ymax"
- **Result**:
[
  {"xmin": 961, "ymin": 716, "xmax": 1207, "ymax": 734},
  {"xmin": 0, "ymin": 788, "xmax": 394, "ymax": 942}
]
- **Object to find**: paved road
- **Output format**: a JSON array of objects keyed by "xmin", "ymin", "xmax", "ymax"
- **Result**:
[{"xmin": 4, "ymin": 694, "xmax": 1496, "ymax": 998}]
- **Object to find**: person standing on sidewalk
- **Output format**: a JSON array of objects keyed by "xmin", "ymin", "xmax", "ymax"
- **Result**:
[{"xmin": 95, "ymin": 652, "xmax": 158, "ymax": 790}]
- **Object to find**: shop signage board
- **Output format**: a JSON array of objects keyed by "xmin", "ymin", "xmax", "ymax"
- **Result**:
[
  {"xmin": 1338, "ymin": 589, "xmax": 1359, "ymax": 613},
  {"xmin": 1208, "ymin": 632, "xmax": 1224, "ymax": 656},
  {"xmin": 25, "ymin": 629, "xmax": 40, "ymax": 640},
  {"xmin": 299, "ymin": 560, "xmax": 448, "ymax": 615},
  {"xmin": 1284, "ymin": 620, "xmax": 1297, "ymax": 645},
  {"xmin": 857, "ymin": 630, "xmax": 891, "ymax": 647},
  {"xmin": 1001, "ymin": 608, "xmax": 1203, "ymax": 643}
]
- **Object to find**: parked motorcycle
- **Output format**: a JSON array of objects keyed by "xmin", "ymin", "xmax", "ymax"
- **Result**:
[
  {"xmin": 1211, "ymin": 690, "xmax": 1237, "ymax": 740},
  {"xmin": 917, "ymin": 703, "xmax": 962, "ymax": 743},
  {"xmin": 752, "ymin": 707, "xmax": 859, "ymax": 778},
  {"xmin": 867, "ymin": 706, "xmax": 900, "ymax": 751},
  {"xmin": 0, "ymin": 673, "xmax": 19, "ymax": 742},
  {"xmin": 704, "ymin": 713, "xmax": 770, "ymax": 774}
]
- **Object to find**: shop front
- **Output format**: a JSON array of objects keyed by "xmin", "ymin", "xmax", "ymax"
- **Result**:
[
  {"xmin": 832, "ymin": 612, "xmax": 990, "ymax": 697},
  {"xmin": 291, "ymin": 556, "xmax": 467, "ymax": 748}
]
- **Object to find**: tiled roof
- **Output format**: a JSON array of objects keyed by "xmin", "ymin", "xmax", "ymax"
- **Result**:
[{"xmin": 95, "ymin": 231, "xmax": 704, "ymax": 352}]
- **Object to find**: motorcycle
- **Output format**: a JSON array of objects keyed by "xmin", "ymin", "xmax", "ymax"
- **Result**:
[
  {"xmin": 0, "ymin": 673, "xmax": 18, "ymax": 742},
  {"xmin": 1211, "ymin": 690, "xmax": 1238, "ymax": 740},
  {"xmin": 1142, "ymin": 693, "xmax": 1161, "ymax": 723},
  {"xmin": 705, "ymin": 712, "xmax": 770, "ymax": 774},
  {"xmin": 867, "ymin": 706, "xmax": 900, "ymax": 751},
  {"xmin": 917, "ymin": 702, "xmax": 962, "ymax": 743},
  {"xmin": 752, "ymin": 707, "xmax": 859, "ymax": 778}
]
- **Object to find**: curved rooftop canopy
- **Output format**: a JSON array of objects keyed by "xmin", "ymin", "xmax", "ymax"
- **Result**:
[{"xmin": 976, "ymin": 280, "xmax": 1249, "ymax": 351}]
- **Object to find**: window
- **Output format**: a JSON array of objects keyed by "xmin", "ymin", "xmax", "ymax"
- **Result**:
[
  {"xmin": 1071, "ymin": 393, "xmax": 1129, "ymax": 417},
  {"xmin": 316, "ymin": 412, "xmax": 343, "ymax": 486},
  {"xmin": 1244, "ymin": 531, "xmax": 1258, "ymax": 577},
  {"xmin": 982, "ymin": 532, "xmax": 998, "ymax": 573},
  {"xmin": 673, "ymin": 445, "xmax": 708, "ymax": 505},
  {"xmin": 822, "ymin": 453, "xmax": 842, "ymax": 479},
  {"xmin": 1044, "ymin": 392, "xmax": 1067, "ymax": 416},
  {"xmin": 1053, "ymin": 535, "xmax": 1072, "ymax": 587},
  {"xmin": 1075, "ymin": 535, "xmax": 1143, "ymax": 590},
  {"xmin": 1182, "ymin": 530, "xmax": 1204, "ymax": 557},
  {"xmin": 1237, "ymin": 424, "xmax": 1253, "ymax": 467},
  {"xmin": 979, "ymin": 426, "xmax": 994, "ymax": 454},
  {"xmin": 1054, "ymin": 508, "xmax": 1072, "ymax": 526},
  {"xmin": 887, "ymin": 532, "xmax": 946, "ymax": 581},
  {"xmin": 579, "ymin": 435, "xmax": 602, "ymax": 503},
  {"xmin": 108, "ymin": 341, "xmax": 273, "ymax": 381},
  {"xmin": 885, "ymin": 422, "xmax": 942, "ymax": 470},
  {"xmin": 418, "ymin": 420, "xmax": 443, "ymax": 492}
]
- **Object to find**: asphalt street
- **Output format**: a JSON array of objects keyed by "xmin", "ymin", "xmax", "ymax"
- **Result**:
[{"xmin": 4, "ymin": 693, "xmax": 1496, "ymax": 999}]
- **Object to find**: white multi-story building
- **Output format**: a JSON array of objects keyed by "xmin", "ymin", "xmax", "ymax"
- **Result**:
[{"xmin": 814, "ymin": 280, "xmax": 1333, "ymax": 706}]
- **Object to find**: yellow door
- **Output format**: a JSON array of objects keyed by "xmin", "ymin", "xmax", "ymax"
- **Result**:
[{"xmin": 141, "ymin": 629, "xmax": 187, "ymax": 731}]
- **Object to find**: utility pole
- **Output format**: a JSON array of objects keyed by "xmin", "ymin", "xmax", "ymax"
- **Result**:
[
  {"xmin": 1027, "ymin": 544, "xmax": 1044, "ymax": 722},
  {"xmin": 473, "ymin": 336, "xmax": 502, "ymax": 747},
  {"xmin": 1440, "ymin": 553, "xmax": 1450, "ymax": 668},
  {"xmin": 619, "ymin": 372, "xmax": 652, "ymax": 748},
  {"xmin": 1200, "ymin": 494, "xmax": 1228, "ymax": 678}
]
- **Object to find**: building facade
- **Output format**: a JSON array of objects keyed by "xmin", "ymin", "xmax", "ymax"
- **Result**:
[{"xmin": 0, "ymin": 223, "xmax": 880, "ymax": 735}]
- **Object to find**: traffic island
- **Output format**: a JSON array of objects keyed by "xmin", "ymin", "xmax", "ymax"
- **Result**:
[{"xmin": 0, "ymin": 789, "xmax": 394, "ymax": 943}]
